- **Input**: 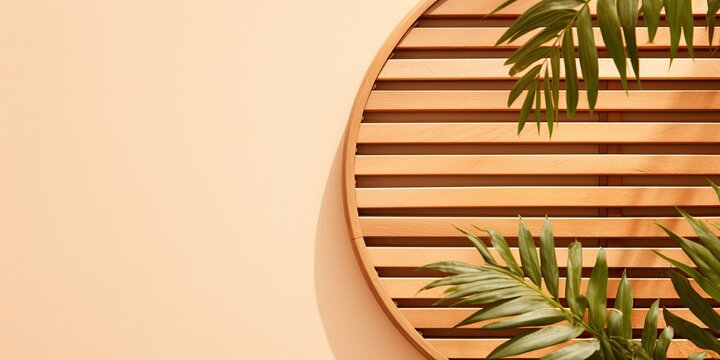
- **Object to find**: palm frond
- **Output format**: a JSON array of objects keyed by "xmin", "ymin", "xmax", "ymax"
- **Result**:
[{"xmin": 420, "ymin": 220, "xmax": 668, "ymax": 359}]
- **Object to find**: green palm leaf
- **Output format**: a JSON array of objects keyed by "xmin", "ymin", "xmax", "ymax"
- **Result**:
[
  {"xmin": 614, "ymin": 270, "xmax": 633, "ymax": 339},
  {"xmin": 566, "ymin": 240, "xmax": 585, "ymax": 317},
  {"xmin": 483, "ymin": 308, "xmax": 566, "ymax": 329},
  {"xmin": 587, "ymin": 248, "xmax": 608, "ymax": 331},
  {"xmin": 653, "ymin": 325, "xmax": 674, "ymax": 360},
  {"xmin": 487, "ymin": 325, "xmax": 583, "ymax": 359},
  {"xmin": 663, "ymin": 308, "xmax": 720, "ymax": 354},
  {"xmin": 617, "ymin": 0, "xmax": 640, "ymax": 81},
  {"xmin": 518, "ymin": 217, "xmax": 542, "ymax": 286},
  {"xmin": 598, "ymin": 0, "xmax": 629, "ymax": 89},
  {"xmin": 455, "ymin": 295, "xmax": 548, "ymax": 327},
  {"xmin": 485, "ymin": 228, "xmax": 523, "ymax": 275},
  {"xmin": 542, "ymin": 340, "xmax": 600, "ymax": 360},
  {"xmin": 667, "ymin": 269, "xmax": 720, "ymax": 332},
  {"xmin": 540, "ymin": 218, "xmax": 559, "ymax": 298},
  {"xmin": 454, "ymin": 225, "xmax": 497, "ymax": 265},
  {"xmin": 641, "ymin": 299, "xmax": 659, "ymax": 354},
  {"xmin": 577, "ymin": 6, "xmax": 599, "ymax": 113},
  {"xmin": 641, "ymin": 0, "xmax": 663, "ymax": 41},
  {"xmin": 561, "ymin": 30, "xmax": 579, "ymax": 118}
]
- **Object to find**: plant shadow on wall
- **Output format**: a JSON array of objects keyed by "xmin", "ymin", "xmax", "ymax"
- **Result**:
[{"xmin": 421, "ymin": 185, "xmax": 720, "ymax": 359}]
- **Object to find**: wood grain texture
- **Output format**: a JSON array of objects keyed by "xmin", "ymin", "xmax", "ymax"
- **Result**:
[
  {"xmin": 427, "ymin": 339, "xmax": 706, "ymax": 359},
  {"xmin": 356, "ymin": 155, "xmax": 720, "ymax": 175},
  {"xmin": 379, "ymin": 59, "xmax": 720, "ymax": 80},
  {"xmin": 358, "ymin": 123, "xmax": 720, "ymax": 144},
  {"xmin": 401, "ymin": 308, "xmax": 709, "ymax": 329},
  {"xmin": 359, "ymin": 216, "xmax": 720, "ymax": 238},
  {"xmin": 343, "ymin": 0, "xmax": 720, "ymax": 358},
  {"xmin": 382, "ymin": 277, "xmax": 708, "ymax": 299},
  {"xmin": 365, "ymin": 90, "xmax": 720, "ymax": 111},
  {"xmin": 398, "ymin": 27, "xmax": 717, "ymax": 49},
  {"xmin": 357, "ymin": 186, "xmax": 719, "ymax": 208},
  {"xmin": 425, "ymin": 0, "xmax": 712, "ymax": 16},
  {"xmin": 368, "ymin": 247, "xmax": 690, "ymax": 268}
]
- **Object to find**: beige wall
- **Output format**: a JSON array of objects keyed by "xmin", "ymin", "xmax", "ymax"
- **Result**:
[{"xmin": 0, "ymin": 0, "xmax": 423, "ymax": 359}]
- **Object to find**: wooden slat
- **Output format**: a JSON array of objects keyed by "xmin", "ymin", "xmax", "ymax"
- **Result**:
[
  {"xmin": 398, "ymin": 27, "xmax": 715, "ymax": 49},
  {"xmin": 425, "ymin": 0, "xmax": 712, "ymax": 17},
  {"xmin": 427, "ymin": 339, "xmax": 705, "ymax": 359},
  {"xmin": 355, "ymin": 155, "xmax": 720, "ymax": 176},
  {"xmin": 381, "ymin": 277, "xmax": 707, "ymax": 299},
  {"xmin": 365, "ymin": 90, "xmax": 720, "ymax": 111},
  {"xmin": 379, "ymin": 58, "xmax": 720, "ymax": 80},
  {"xmin": 401, "ymin": 308, "xmax": 707, "ymax": 329},
  {"xmin": 357, "ymin": 123, "xmax": 720, "ymax": 144},
  {"xmin": 368, "ymin": 248, "xmax": 690, "ymax": 268},
  {"xmin": 359, "ymin": 216, "xmax": 720, "ymax": 238},
  {"xmin": 357, "ymin": 186, "xmax": 718, "ymax": 208}
]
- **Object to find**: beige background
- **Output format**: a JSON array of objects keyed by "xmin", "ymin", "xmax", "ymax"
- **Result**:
[{"xmin": 0, "ymin": 0, "xmax": 423, "ymax": 358}]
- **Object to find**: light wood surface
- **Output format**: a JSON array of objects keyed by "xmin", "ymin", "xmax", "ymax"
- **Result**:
[
  {"xmin": 425, "ymin": 0, "xmax": 713, "ymax": 16},
  {"xmin": 356, "ymin": 155, "xmax": 720, "ymax": 175},
  {"xmin": 401, "ymin": 308, "xmax": 708, "ymax": 329},
  {"xmin": 368, "ymin": 247, "xmax": 691, "ymax": 268},
  {"xmin": 357, "ymin": 186, "xmax": 719, "ymax": 208},
  {"xmin": 379, "ymin": 58, "xmax": 720, "ymax": 80},
  {"xmin": 342, "ymin": 1, "xmax": 449, "ymax": 359},
  {"xmin": 343, "ymin": 0, "xmax": 720, "ymax": 358},
  {"xmin": 382, "ymin": 277, "xmax": 707, "ymax": 299},
  {"xmin": 398, "ymin": 27, "xmax": 718, "ymax": 49},
  {"xmin": 358, "ymin": 123, "xmax": 720, "ymax": 144},
  {"xmin": 359, "ymin": 216, "xmax": 720, "ymax": 238},
  {"xmin": 366, "ymin": 90, "xmax": 720, "ymax": 111},
  {"xmin": 427, "ymin": 339, "xmax": 705, "ymax": 359}
]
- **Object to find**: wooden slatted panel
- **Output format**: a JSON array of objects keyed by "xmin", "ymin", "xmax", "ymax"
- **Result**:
[
  {"xmin": 401, "ymin": 308, "xmax": 709, "ymax": 329},
  {"xmin": 397, "ymin": 27, "xmax": 716, "ymax": 50},
  {"xmin": 368, "ymin": 248, "xmax": 691, "ymax": 268},
  {"xmin": 428, "ymin": 339, "xmax": 702, "ymax": 359},
  {"xmin": 357, "ymin": 186, "xmax": 719, "ymax": 208},
  {"xmin": 358, "ymin": 123, "xmax": 720, "ymax": 143},
  {"xmin": 359, "ymin": 217, "xmax": 720, "ymax": 238},
  {"xmin": 381, "ymin": 278, "xmax": 708, "ymax": 299},
  {"xmin": 424, "ymin": 0, "xmax": 712, "ymax": 17},
  {"xmin": 356, "ymin": 155, "xmax": 720, "ymax": 175},
  {"xmin": 365, "ymin": 90, "xmax": 720, "ymax": 111},
  {"xmin": 344, "ymin": 0, "xmax": 720, "ymax": 358},
  {"xmin": 379, "ymin": 59, "xmax": 720, "ymax": 80}
]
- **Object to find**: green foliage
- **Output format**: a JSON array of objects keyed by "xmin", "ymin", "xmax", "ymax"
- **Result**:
[
  {"xmin": 655, "ymin": 181, "xmax": 720, "ymax": 356},
  {"xmin": 420, "ymin": 219, "xmax": 668, "ymax": 359},
  {"xmin": 494, "ymin": 0, "xmax": 719, "ymax": 133},
  {"xmin": 421, "ymin": 182, "xmax": 720, "ymax": 358}
]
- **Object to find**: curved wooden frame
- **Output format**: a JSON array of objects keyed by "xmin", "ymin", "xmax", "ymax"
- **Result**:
[
  {"xmin": 342, "ymin": 1, "xmax": 444, "ymax": 358},
  {"xmin": 341, "ymin": 1, "xmax": 720, "ymax": 358}
]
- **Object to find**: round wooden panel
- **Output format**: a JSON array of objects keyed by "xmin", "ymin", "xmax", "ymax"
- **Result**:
[{"xmin": 342, "ymin": 1, "xmax": 720, "ymax": 358}]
